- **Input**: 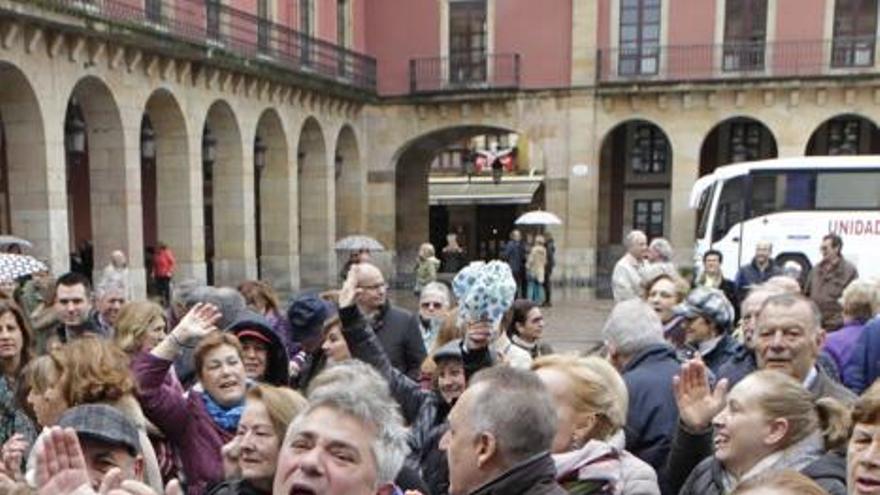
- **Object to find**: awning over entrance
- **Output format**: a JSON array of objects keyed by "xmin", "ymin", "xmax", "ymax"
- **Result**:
[{"xmin": 428, "ymin": 176, "xmax": 543, "ymax": 206}]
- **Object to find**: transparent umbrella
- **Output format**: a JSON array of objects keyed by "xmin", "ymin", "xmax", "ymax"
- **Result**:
[
  {"xmin": 334, "ymin": 235, "xmax": 385, "ymax": 252},
  {"xmin": 514, "ymin": 210, "xmax": 563, "ymax": 226}
]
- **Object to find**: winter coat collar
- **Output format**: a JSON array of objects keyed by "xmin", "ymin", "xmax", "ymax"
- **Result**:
[
  {"xmin": 623, "ymin": 343, "xmax": 677, "ymax": 374},
  {"xmin": 469, "ymin": 451, "xmax": 562, "ymax": 495}
]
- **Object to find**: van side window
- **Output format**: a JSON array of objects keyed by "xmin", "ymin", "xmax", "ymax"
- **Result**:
[
  {"xmin": 713, "ymin": 176, "xmax": 745, "ymax": 242},
  {"xmin": 816, "ymin": 171, "xmax": 880, "ymax": 209},
  {"xmin": 751, "ymin": 171, "xmax": 816, "ymax": 217}
]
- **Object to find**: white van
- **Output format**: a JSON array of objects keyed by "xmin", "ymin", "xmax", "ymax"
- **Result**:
[{"xmin": 690, "ymin": 156, "xmax": 880, "ymax": 280}]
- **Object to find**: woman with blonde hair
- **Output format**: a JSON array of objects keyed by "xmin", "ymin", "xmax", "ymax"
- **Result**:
[
  {"xmin": 209, "ymin": 384, "xmax": 307, "ymax": 494},
  {"xmin": 532, "ymin": 354, "xmax": 659, "ymax": 494},
  {"xmin": 526, "ymin": 235, "xmax": 547, "ymax": 304},
  {"xmin": 822, "ymin": 279, "xmax": 876, "ymax": 384},
  {"xmin": 414, "ymin": 243, "xmax": 440, "ymax": 296},
  {"xmin": 114, "ymin": 300, "xmax": 183, "ymax": 482},
  {"xmin": 674, "ymin": 368, "xmax": 849, "ymax": 495}
]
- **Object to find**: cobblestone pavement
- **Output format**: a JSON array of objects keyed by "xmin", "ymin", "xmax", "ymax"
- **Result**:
[{"xmin": 389, "ymin": 288, "xmax": 613, "ymax": 354}]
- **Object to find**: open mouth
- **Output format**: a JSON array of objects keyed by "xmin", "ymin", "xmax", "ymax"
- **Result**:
[
  {"xmin": 713, "ymin": 432, "xmax": 729, "ymax": 450},
  {"xmin": 218, "ymin": 380, "xmax": 239, "ymax": 391},
  {"xmin": 856, "ymin": 476, "xmax": 880, "ymax": 493},
  {"xmin": 289, "ymin": 483, "xmax": 317, "ymax": 495}
]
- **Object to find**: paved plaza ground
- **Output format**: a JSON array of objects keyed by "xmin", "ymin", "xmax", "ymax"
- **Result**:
[{"xmin": 390, "ymin": 288, "xmax": 613, "ymax": 354}]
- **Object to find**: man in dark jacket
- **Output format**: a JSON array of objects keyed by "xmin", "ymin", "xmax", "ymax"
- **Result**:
[
  {"xmin": 355, "ymin": 263, "xmax": 426, "ymax": 379},
  {"xmin": 501, "ymin": 229, "xmax": 527, "ymax": 299},
  {"xmin": 228, "ymin": 310, "xmax": 290, "ymax": 386},
  {"xmin": 603, "ymin": 299, "xmax": 681, "ymax": 493},
  {"xmin": 805, "ymin": 233, "xmax": 859, "ymax": 331},
  {"xmin": 51, "ymin": 272, "xmax": 105, "ymax": 351},
  {"xmin": 734, "ymin": 241, "xmax": 782, "ymax": 303},
  {"xmin": 542, "ymin": 233, "xmax": 556, "ymax": 307},
  {"xmin": 443, "ymin": 366, "xmax": 566, "ymax": 495}
]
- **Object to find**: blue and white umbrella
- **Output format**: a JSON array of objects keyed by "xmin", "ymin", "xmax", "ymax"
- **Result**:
[{"xmin": 0, "ymin": 253, "xmax": 48, "ymax": 282}]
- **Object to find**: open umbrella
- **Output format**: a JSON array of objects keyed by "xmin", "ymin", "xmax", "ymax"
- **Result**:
[
  {"xmin": 515, "ymin": 210, "xmax": 563, "ymax": 226},
  {"xmin": 0, "ymin": 235, "xmax": 32, "ymax": 250},
  {"xmin": 334, "ymin": 235, "xmax": 385, "ymax": 252},
  {"xmin": 0, "ymin": 253, "xmax": 48, "ymax": 281}
]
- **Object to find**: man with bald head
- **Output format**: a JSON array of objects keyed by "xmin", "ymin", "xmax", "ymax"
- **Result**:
[
  {"xmin": 354, "ymin": 263, "xmax": 426, "ymax": 379},
  {"xmin": 734, "ymin": 240, "xmax": 782, "ymax": 303}
]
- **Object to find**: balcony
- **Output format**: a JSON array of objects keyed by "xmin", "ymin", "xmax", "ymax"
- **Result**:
[
  {"xmin": 597, "ymin": 37, "xmax": 878, "ymax": 86},
  {"xmin": 25, "ymin": 0, "xmax": 377, "ymax": 93},
  {"xmin": 410, "ymin": 52, "xmax": 520, "ymax": 94}
]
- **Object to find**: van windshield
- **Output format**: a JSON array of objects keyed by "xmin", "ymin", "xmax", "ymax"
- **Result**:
[{"xmin": 695, "ymin": 183, "xmax": 715, "ymax": 239}]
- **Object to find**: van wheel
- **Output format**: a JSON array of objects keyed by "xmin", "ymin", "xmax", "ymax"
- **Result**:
[{"xmin": 776, "ymin": 254, "xmax": 811, "ymax": 284}]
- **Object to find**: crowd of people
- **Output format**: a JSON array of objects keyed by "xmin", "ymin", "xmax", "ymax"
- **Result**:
[{"xmin": 0, "ymin": 227, "xmax": 877, "ymax": 494}]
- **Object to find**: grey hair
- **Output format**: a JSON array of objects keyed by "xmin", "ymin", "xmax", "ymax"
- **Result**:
[
  {"xmin": 198, "ymin": 286, "xmax": 246, "ymax": 329},
  {"xmin": 420, "ymin": 282, "xmax": 452, "ymax": 307},
  {"xmin": 759, "ymin": 293, "xmax": 822, "ymax": 332},
  {"xmin": 95, "ymin": 277, "xmax": 126, "ymax": 298},
  {"xmin": 602, "ymin": 299, "xmax": 665, "ymax": 357},
  {"xmin": 297, "ymin": 361, "xmax": 409, "ymax": 487},
  {"xmin": 171, "ymin": 279, "xmax": 204, "ymax": 309},
  {"xmin": 649, "ymin": 238, "xmax": 673, "ymax": 262},
  {"xmin": 466, "ymin": 366, "xmax": 557, "ymax": 464},
  {"xmin": 624, "ymin": 230, "xmax": 646, "ymax": 249}
]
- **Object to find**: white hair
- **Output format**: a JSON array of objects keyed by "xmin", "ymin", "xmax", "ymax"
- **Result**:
[
  {"xmin": 420, "ymin": 282, "xmax": 451, "ymax": 306},
  {"xmin": 624, "ymin": 230, "xmax": 646, "ymax": 249},
  {"xmin": 298, "ymin": 361, "xmax": 409, "ymax": 487},
  {"xmin": 602, "ymin": 299, "xmax": 665, "ymax": 357},
  {"xmin": 649, "ymin": 238, "xmax": 673, "ymax": 262}
]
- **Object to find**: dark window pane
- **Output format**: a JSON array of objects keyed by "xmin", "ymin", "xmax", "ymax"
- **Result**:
[
  {"xmin": 723, "ymin": 0, "xmax": 767, "ymax": 71},
  {"xmin": 832, "ymin": 0, "xmax": 877, "ymax": 67},
  {"xmin": 618, "ymin": 0, "xmax": 662, "ymax": 76}
]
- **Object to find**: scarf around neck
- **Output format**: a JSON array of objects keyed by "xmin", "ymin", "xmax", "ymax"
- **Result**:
[
  {"xmin": 720, "ymin": 430, "xmax": 824, "ymax": 492},
  {"xmin": 202, "ymin": 392, "xmax": 244, "ymax": 432}
]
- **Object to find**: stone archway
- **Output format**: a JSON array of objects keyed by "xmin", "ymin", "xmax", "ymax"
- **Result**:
[
  {"xmin": 65, "ymin": 76, "xmax": 132, "ymax": 284},
  {"xmin": 393, "ymin": 125, "xmax": 536, "ymax": 281},
  {"xmin": 699, "ymin": 116, "xmax": 778, "ymax": 176},
  {"xmin": 335, "ymin": 124, "xmax": 362, "ymax": 240},
  {"xmin": 203, "ymin": 100, "xmax": 252, "ymax": 286},
  {"xmin": 254, "ymin": 108, "xmax": 295, "ymax": 293},
  {"xmin": 806, "ymin": 113, "xmax": 880, "ymax": 155},
  {"xmin": 297, "ymin": 116, "xmax": 333, "ymax": 289},
  {"xmin": 596, "ymin": 119, "xmax": 673, "ymax": 297},
  {"xmin": 143, "ymin": 89, "xmax": 194, "ymax": 287}
]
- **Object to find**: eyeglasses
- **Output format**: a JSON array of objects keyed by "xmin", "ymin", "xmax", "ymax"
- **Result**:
[{"xmin": 420, "ymin": 301, "xmax": 444, "ymax": 310}]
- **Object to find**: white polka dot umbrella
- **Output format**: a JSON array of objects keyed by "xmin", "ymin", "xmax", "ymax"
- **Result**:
[{"xmin": 0, "ymin": 253, "xmax": 48, "ymax": 282}]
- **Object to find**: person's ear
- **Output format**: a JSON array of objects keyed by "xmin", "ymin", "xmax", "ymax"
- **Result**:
[
  {"xmin": 815, "ymin": 328, "xmax": 826, "ymax": 349},
  {"xmin": 475, "ymin": 432, "xmax": 497, "ymax": 468},
  {"xmin": 764, "ymin": 418, "xmax": 789, "ymax": 447}
]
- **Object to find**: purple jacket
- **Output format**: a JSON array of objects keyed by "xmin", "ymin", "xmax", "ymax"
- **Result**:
[
  {"xmin": 822, "ymin": 320, "xmax": 866, "ymax": 381},
  {"xmin": 133, "ymin": 353, "xmax": 234, "ymax": 495}
]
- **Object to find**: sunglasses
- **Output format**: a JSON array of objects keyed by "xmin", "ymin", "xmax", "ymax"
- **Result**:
[{"xmin": 420, "ymin": 301, "xmax": 444, "ymax": 310}]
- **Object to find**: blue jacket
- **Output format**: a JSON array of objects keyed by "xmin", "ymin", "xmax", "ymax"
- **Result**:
[
  {"xmin": 621, "ymin": 344, "xmax": 681, "ymax": 491},
  {"xmin": 734, "ymin": 258, "xmax": 782, "ymax": 302},
  {"xmin": 844, "ymin": 317, "xmax": 880, "ymax": 394}
]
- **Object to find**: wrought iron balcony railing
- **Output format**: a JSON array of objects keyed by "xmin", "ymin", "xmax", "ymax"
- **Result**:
[
  {"xmin": 35, "ymin": 0, "xmax": 377, "ymax": 93},
  {"xmin": 598, "ymin": 37, "xmax": 878, "ymax": 85},
  {"xmin": 410, "ymin": 52, "xmax": 520, "ymax": 94}
]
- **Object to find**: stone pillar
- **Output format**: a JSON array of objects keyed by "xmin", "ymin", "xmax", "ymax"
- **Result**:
[
  {"xmin": 298, "ymin": 124, "xmax": 336, "ymax": 289},
  {"xmin": 570, "ymin": 0, "xmax": 599, "ymax": 86},
  {"xmin": 667, "ymin": 119, "xmax": 703, "ymax": 267}
]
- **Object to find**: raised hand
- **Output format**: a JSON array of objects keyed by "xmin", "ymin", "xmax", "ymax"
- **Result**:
[
  {"xmin": 338, "ymin": 264, "xmax": 363, "ymax": 309},
  {"xmin": 171, "ymin": 303, "xmax": 221, "ymax": 344},
  {"xmin": 36, "ymin": 427, "xmax": 93, "ymax": 495},
  {"xmin": 672, "ymin": 358, "xmax": 728, "ymax": 431},
  {"xmin": 1, "ymin": 433, "xmax": 28, "ymax": 480}
]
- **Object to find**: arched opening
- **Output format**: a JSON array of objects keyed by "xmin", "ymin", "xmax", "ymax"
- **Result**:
[
  {"xmin": 203, "ymin": 100, "xmax": 249, "ymax": 286},
  {"xmin": 0, "ymin": 111, "xmax": 9, "ymax": 234},
  {"xmin": 806, "ymin": 114, "xmax": 880, "ymax": 155},
  {"xmin": 335, "ymin": 125, "xmax": 362, "ymax": 240},
  {"xmin": 0, "ymin": 62, "xmax": 54, "ymax": 266},
  {"xmin": 254, "ymin": 109, "xmax": 293, "ymax": 292},
  {"xmin": 297, "ymin": 117, "xmax": 333, "ymax": 289},
  {"xmin": 596, "ymin": 120, "xmax": 672, "ymax": 297},
  {"xmin": 64, "ymin": 77, "xmax": 129, "ymax": 285},
  {"xmin": 143, "ymin": 89, "xmax": 191, "ymax": 289},
  {"xmin": 699, "ymin": 116, "xmax": 778, "ymax": 176},
  {"xmin": 394, "ymin": 126, "xmax": 540, "ymax": 281}
]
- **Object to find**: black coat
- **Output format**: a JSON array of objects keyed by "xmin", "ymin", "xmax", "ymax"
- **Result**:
[
  {"xmin": 469, "ymin": 453, "xmax": 567, "ymax": 495},
  {"xmin": 227, "ymin": 311, "xmax": 290, "ymax": 387},
  {"xmin": 678, "ymin": 334, "xmax": 743, "ymax": 376},
  {"xmin": 370, "ymin": 303, "xmax": 427, "ymax": 380},
  {"xmin": 621, "ymin": 344, "xmax": 681, "ymax": 492}
]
